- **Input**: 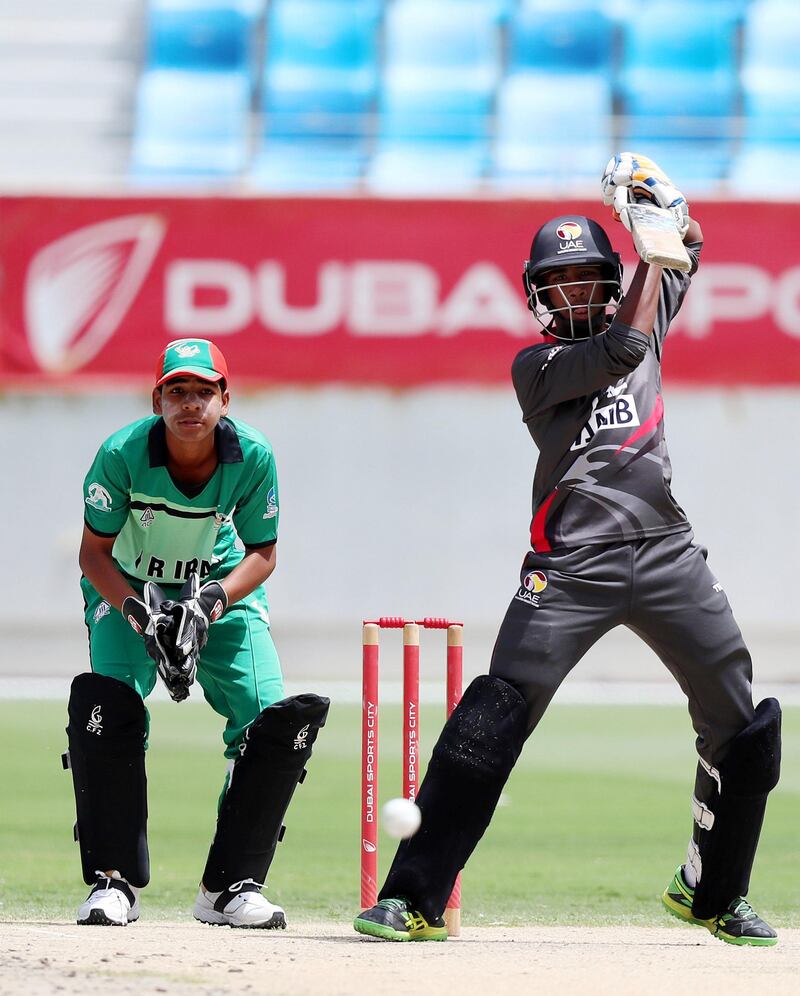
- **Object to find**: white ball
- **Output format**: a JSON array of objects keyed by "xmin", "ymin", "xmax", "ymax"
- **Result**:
[{"xmin": 381, "ymin": 797, "xmax": 422, "ymax": 839}]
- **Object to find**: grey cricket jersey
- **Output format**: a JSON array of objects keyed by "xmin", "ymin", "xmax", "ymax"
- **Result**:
[{"xmin": 512, "ymin": 242, "xmax": 702, "ymax": 551}]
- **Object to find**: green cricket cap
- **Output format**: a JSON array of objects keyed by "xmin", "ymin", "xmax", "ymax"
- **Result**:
[{"xmin": 155, "ymin": 338, "xmax": 229, "ymax": 387}]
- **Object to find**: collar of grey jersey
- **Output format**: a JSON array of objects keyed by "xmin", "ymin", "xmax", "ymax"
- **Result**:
[{"xmin": 148, "ymin": 416, "xmax": 244, "ymax": 468}]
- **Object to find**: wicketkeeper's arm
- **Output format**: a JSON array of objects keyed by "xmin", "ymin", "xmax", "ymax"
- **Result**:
[
  {"xmin": 79, "ymin": 524, "xmax": 140, "ymax": 611},
  {"xmin": 218, "ymin": 542, "xmax": 277, "ymax": 606},
  {"xmin": 80, "ymin": 525, "xmax": 192, "ymax": 699},
  {"xmin": 155, "ymin": 546, "xmax": 276, "ymax": 682}
]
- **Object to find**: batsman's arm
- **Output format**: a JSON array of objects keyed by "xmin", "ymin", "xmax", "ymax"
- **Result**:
[
  {"xmin": 614, "ymin": 260, "xmax": 664, "ymax": 337},
  {"xmin": 218, "ymin": 542, "xmax": 277, "ymax": 606},
  {"xmin": 613, "ymin": 212, "xmax": 702, "ymax": 337},
  {"xmin": 79, "ymin": 524, "xmax": 140, "ymax": 611},
  {"xmin": 684, "ymin": 216, "xmax": 703, "ymax": 245}
]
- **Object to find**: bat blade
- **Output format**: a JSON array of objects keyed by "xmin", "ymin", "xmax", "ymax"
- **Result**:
[{"xmin": 626, "ymin": 203, "xmax": 692, "ymax": 272}]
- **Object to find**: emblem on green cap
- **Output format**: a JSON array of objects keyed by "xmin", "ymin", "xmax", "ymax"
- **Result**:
[{"xmin": 173, "ymin": 342, "xmax": 202, "ymax": 359}]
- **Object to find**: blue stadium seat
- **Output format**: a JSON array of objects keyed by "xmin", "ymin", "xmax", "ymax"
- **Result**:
[
  {"xmin": 740, "ymin": 0, "xmax": 800, "ymax": 143},
  {"xmin": 494, "ymin": 2, "xmax": 614, "ymax": 190},
  {"xmin": 365, "ymin": 0, "xmax": 500, "ymax": 192},
  {"xmin": 262, "ymin": 0, "xmax": 379, "ymax": 138},
  {"xmin": 382, "ymin": 0, "xmax": 500, "ymax": 96},
  {"xmin": 731, "ymin": 0, "xmax": 800, "ymax": 190},
  {"xmin": 741, "ymin": 89, "xmax": 800, "ymax": 146},
  {"xmin": 145, "ymin": 0, "xmax": 258, "ymax": 71},
  {"xmin": 132, "ymin": 2, "xmax": 258, "ymax": 180},
  {"xmin": 396, "ymin": 0, "xmax": 512, "ymax": 23},
  {"xmin": 131, "ymin": 69, "xmax": 250, "ymax": 178},
  {"xmin": 264, "ymin": 0, "xmax": 379, "ymax": 120},
  {"xmin": 728, "ymin": 146, "xmax": 800, "ymax": 195},
  {"xmin": 250, "ymin": 139, "xmax": 365, "ymax": 190},
  {"xmin": 378, "ymin": 86, "xmax": 490, "ymax": 145},
  {"xmin": 619, "ymin": 1, "xmax": 739, "ymax": 85},
  {"xmin": 618, "ymin": 2, "xmax": 740, "ymax": 186},
  {"xmin": 366, "ymin": 142, "xmax": 488, "ymax": 194},
  {"xmin": 254, "ymin": 0, "xmax": 379, "ymax": 188},
  {"xmin": 607, "ymin": 0, "xmax": 751, "ymax": 16},
  {"xmin": 491, "ymin": 73, "xmax": 612, "ymax": 188},
  {"xmin": 509, "ymin": 2, "xmax": 614, "ymax": 75},
  {"xmin": 367, "ymin": 87, "xmax": 490, "ymax": 193}
]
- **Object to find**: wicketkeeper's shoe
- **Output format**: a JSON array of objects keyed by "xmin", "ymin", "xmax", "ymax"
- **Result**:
[
  {"xmin": 77, "ymin": 872, "xmax": 140, "ymax": 926},
  {"xmin": 662, "ymin": 865, "xmax": 777, "ymax": 946},
  {"xmin": 354, "ymin": 898, "xmax": 448, "ymax": 941},
  {"xmin": 193, "ymin": 879, "xmax": 286, "ymax": 929}
]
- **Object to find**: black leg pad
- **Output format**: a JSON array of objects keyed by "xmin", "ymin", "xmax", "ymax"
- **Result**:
[
  {"xmin": 692, "ymin": 697, "xmax": 781, "ymax": 919},
  {"xmin": 202, "ymin": 693, "xmax": 330, "ymax": 892},
  {"xmin": 379, "ymin": 675, "xmax": 528, "ymax": 922},
  {"xmin": 66, "ymin": 673, "xmax": 149, "ymax": 887}
]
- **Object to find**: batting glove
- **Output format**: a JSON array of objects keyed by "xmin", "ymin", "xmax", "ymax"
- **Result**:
[
  {"xmin": 601, "ymin": 151, "xmax": 690, "ymax": 237},
  {"xmin": 122, "ymin": 582, "xmax": 195, "ymax": 702}
]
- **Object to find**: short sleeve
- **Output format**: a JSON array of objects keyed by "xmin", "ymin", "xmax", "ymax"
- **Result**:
[
  {"xmin": 233, "ymin": 447, "xmax": 279, "ymax": 548},
  {"xmin": 83, "ymin": 445, "xmax": 131, "ymax": 536}
]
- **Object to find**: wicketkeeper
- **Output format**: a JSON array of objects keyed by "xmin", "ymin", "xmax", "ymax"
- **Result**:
[
  {"xmin": 354, "ymin": 153, "xmax": 780, "ymax": 945},
  {"xmin": 66, "ymin": 337, "xmax": 329, "ymax": 927}
]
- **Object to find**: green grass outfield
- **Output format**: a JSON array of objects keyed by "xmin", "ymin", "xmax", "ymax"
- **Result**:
[{"xmin": 2, "ymin": 699, "xmax": 797, "ymax": 927}]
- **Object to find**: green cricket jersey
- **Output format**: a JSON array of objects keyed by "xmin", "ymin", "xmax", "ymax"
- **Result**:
[{"xmin": 83, "ymin": 416, "xmax": 279, "ymax": 586}]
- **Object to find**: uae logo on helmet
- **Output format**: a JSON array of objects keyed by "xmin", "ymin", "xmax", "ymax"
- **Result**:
[{"xmin": 556, "ymin": 222, "xmax": 583, "ymax": 241}]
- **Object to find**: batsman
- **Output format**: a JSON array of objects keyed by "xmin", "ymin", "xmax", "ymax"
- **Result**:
[
  {"xmin": 67, "ymin": 337, "xmax": 329, "ymax": 927},
  {"xmin": 355, "ymin": 153, "xmax": 781, "ymax": 945}
]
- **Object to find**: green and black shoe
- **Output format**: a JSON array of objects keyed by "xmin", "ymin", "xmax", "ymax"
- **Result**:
[
  {"xmin": 714, "ymin": 897, "xmax": 778, "ymax": 946},
  {"xmin": 354, "ymin": 898, "xmax": 448, "ymax": 942},
  {"xmin": 662, "ymin": 866, "xmax": 777, "ymax": 946}
]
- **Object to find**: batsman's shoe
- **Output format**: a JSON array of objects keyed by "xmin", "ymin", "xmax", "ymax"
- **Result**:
[
  {"xmin": 662, "ymin": 866, "xmax": 777, "ymax": 946},
  {"xmin": 193, "ymin": 879, "xmax": 286, "ymax": 929},
  {"xmin": 354, "ymin": 898, "xmax": 448, "ymax": 941},
  {"xmin": 77, "ymin": 872, "xmax": 140, "ymax": 926}
]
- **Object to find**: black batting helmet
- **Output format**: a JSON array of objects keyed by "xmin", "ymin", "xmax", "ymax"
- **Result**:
[{"xmin": 522, "ymin": 215, "xmax": 623, "ymax": 339}]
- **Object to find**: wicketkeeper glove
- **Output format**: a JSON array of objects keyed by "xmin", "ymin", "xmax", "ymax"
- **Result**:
[
  {"xmin": 160, "ymin": 573, "xmax": 228, "ymax": 687},
  {"xmin": 601, "ymin": 151, "xmax": 690, "ymax": 237},
  {"xmin": 122, "ymin": 582, "xmax": 195, "ymax": 702}
]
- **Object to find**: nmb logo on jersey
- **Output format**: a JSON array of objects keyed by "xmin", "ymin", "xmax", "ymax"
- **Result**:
[{"xmin": 571, "ymin": 383, "xmax": 640, "ymax": 451}]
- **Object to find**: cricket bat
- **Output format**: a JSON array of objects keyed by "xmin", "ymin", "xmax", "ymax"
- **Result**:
[{"xmin": 625, "ymin": 202, "xmax": 692, "ymax": 272}]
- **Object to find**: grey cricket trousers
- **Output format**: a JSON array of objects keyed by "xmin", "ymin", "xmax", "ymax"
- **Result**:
[{"xmin": 489, "ymin": 530, "xmax": 755, "ymax": 768}]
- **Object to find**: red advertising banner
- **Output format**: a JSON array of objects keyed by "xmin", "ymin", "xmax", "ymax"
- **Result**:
[{"xmin": 1, "ymin": 194, "xmax": 798, "ymax": 386}]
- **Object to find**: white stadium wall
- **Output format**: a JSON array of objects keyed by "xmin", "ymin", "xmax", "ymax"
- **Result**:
[{"xmin": 1, "ymin": 387, "xmax": 796, "ymax": 684}]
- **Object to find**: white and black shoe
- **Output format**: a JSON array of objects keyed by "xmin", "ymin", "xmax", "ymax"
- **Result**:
[
  {"xmin": 77, "ymin": 872, "xmax": 140, "ymax": 926},
  {"xmin": 193, "ymin": 879, "xmax": 286, "ymax": 929}
]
